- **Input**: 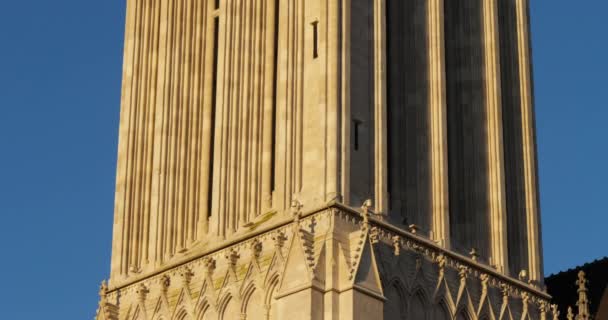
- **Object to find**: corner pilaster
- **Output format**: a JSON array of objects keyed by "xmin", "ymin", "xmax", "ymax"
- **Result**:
[
  {"xmin": 427, "ymin": 0, "xmax": 450, "ymax": 249},
  {"xmin": 482, "ymin": 0, "xmax": 509, "ymax": 274},
  {"xmin": 373, "ymin": 0, "xmax": 389, "ymax": 215},
  {"xmin": 515, "ymin": 0, "xmax": 543, "ymax": 284}
]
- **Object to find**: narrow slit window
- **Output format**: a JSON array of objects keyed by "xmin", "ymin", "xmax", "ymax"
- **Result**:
[
  {"xmin": 208, "ymin": 16, "xmax": 220, "ymax": 216},
  {"xmin": 353, "ymin": 120, "xmax": 361, "ymax": 151},
  {"xmin": 311, "ymin": 21, "xmax": 319, "ymax": 59}
]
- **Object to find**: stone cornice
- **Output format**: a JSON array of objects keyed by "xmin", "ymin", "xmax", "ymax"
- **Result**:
[
  {"xmin": 107, "ymin": 201, "xmax": 337, "ymax": 292},
  {"xmin": 333, "ymin": 203, "xmax": 551, "ymax": 300},
  {"xmin": 107, "ymin": 202, "xmax": 551, "ymax": 307}
]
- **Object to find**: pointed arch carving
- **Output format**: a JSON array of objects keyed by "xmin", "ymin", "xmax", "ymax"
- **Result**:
[
  {"xmin": 151, "ymin": 295, "xmax": 171, "ymax": 320},
  {"xmin": 131, "ymin": 305, "xmax": 145, "ymax": 320},
  {"xmin": 384, "ymin": 277, "xmax": 408, "ymax": 320},
  {"xmin": 409, "ymin": 288, "xmax": 430, "ymax": 320},
  {"xmin": 477, "ymin": 300, "xmax": 497, "ymax": 320},
  {"xmin": 264, "ymin": 274, "xmax": 280, "ymax": 320},
  {"xmin": 195, "ymin": 278, "xmax": 217, "ymax": 316},
  {"xmin": 173, "ymin": 308, "xmax": 191, "ymax": 320},
  {"xmin": 434, "ymin": 299, "xmax": 452, "ymax": 320},
  {"xmin": 456, "ymin": 308, "xmax": 473, "ymax": 320},
  {"xmin": 196, "ymin": 300, "xmax": 216, "ymax": 320},
  {"xmin": 218, "ymin": 293, "xmax": 240, "ymax": 320},
  {"xmin": 241, "ymin": 283, "xmax": 264, "ymax": 318},
  {"xmin": 103, "ymin": 207, "xmax": 552, "ymax": 320},
  {"xmin": 241, "ymin": 282, "xmax": 257, "ymax": 312}
]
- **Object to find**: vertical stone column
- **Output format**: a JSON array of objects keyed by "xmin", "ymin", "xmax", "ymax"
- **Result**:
[
  {"xmin": 427, "ymin": 0, "xmax": 450, "ymax": 248},
  {"xmin": 340, "ymin": 0, "xmax": 352, "ymax": 206},
  {"xmin": 211, "ymin": 0, "xmax": 231, "ymax": 239},
  {"xmin": 193, "ymin": 0, "xmax": 220, "ymax": 242},
  {"xmin": 326, "ymin": 0, "xmax": 342, "ymax": 203},
  {"xmin": 150, "ymin": 0, "xmax": 171, "ymax": 265},
  {"xmin": 515, "ymin": 0, "xmax": 543, "ymax": 283},
  {"xmin": 110, "ymin": 0, "xmax": 137, "ymax": 282},
  {"xmin": 482, "ymin": 0, "xmax": 509, "ymax": 273},
  {"xmin": 373, "ymin": 0, "xmax": 389, "ymax": 215},
  {"xmin": 273, "ymin": 0, "xmax": 307, "ymax": 213}
]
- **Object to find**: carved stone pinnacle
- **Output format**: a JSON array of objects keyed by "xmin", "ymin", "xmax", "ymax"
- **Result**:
[
  {"xmin": 136, "ymin": 283, "xmax": 149, "ymax": 302},
  {"xmin": 181, "ymin": 267, "xmax": 194, "ymax": 285},
  {"xmin": 226, "ymin": 249, "xmax": 240, "ymax": 269},
  {"xmin": 160, "ymin": 275, "xmax": 171, "ymax": 293},
  {"xmin": 251, "ymin": 239, "xmax": 263, "ymax": 260},
  {"xmin": 291, "ymin": 199, "xmax": 304, "ymax": 223},
  {"xmin": 392, "ymin": 236, "xmax": 401, "ymax": 256},
  {"xmin": 469, "ymin": 248, "xmax": 479, "ymax": 262},
  {"xmin": 99, "ymin": 280, "xmax": 108, "ymax": 299}
]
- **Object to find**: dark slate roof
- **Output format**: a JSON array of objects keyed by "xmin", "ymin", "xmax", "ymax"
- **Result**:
[{"xmin": 545, "ymin": 257, "xmax": 608, "ymax": 318}]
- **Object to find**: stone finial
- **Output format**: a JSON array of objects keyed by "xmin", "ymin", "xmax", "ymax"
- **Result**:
[
  {"xmin": 99, "ymin": 280, "xmax": 108, "ymax": 300},
  {"xmin": 291, "ymin": 199, "xmax": 304, "ymax": 223},
  {"xmin": 203, "ymin": 257, "xmax": 216, "ymax": 276},
  {"xmin": 273, "ymin": 231, "xmax": 287, "ymax": 250},
  {"xmin": 361, "ymin": 199, "xmax": 373, "ymax": 215},
  {"xmin": 226, "ymin": 249, "xmax": 240, "ymax": 269},
  {"xmin": 469, "ymin": 248, "xmax": 479, "ymax": 262},
  {"xmin": 480, "ymin": 274, "xmax": 490, "ymax": 296},
  {"xmin": 136, "ymin": 283, "xmax": 150, "ymax": 302},
  {"xmin": 576, "ymin": 271, "xmax": 590, "ymax": 320},
  {"xmin": 540, "ymin": 301, "xmax": 549, "ymax": 320},
  {"xmin": 251, "ymin": 239, "xmax": 263, "ymax": 260},
  {"xmin": 567, "ymin": 306, "xmax": 574, "ymax": 320},
  {"xmin": 436, "ymin": 254, "xmax": 447, "ymax": 279},
  {"xmin": 225, "ymin": 249, "xmax": 240, "ymax": 279},
  {"xmin": 392, "ymin": 236, "xmax": 401, "ymax": 256},
  {"xmin": 180, "ymin": 267, "xmax": 194, "ymax": 286},
  {"xmin": 408, "ymin": 224, "xmax": 420, "ymax": 234},
  {"xmin": 458, "ymin": 265, "xmax": 469, "ymax": 281},
  {"xmin": 518, "ymin": 269, "xmax": 529, "ymax": 282},
  {"xmin": 160, "ymin": 275, "xmax": 171, "ymax": 294},
  {"xmin": 361, "ymin": 199, "xmax": 372, "ymax": 228},
  {"xmin": 370, "ymin": 226, "xmax": 380, "ymax": 244},
  {"xmin": 202, "ymin": 257, "xmax": 217, "ymax": 285},
  {"xmin": 551, "ymin": 304, "xmax": 560, "ymax": 320},
  {"xmin": 97, "ymin": 280, "xmax": 119, "ymax": 320}
]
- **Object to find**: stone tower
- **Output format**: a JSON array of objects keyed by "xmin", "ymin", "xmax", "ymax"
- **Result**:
[{"xmin": 96, "ymin": 0, "xmax": 557, "ymax": 319}]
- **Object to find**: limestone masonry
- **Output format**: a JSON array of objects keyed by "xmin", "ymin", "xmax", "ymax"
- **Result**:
[{"xmin": 96, "ymin": 0, "xmax": 557, "ymax": 319}]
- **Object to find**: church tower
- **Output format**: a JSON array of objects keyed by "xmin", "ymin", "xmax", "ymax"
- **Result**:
[{"xmin": 96, "ymin": 0, "xmax": 557, "ymax": 319}]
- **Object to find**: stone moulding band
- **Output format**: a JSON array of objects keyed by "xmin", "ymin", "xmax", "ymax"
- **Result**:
[
  {"xmin": 349, "ymin": 204, "xmax": 550, "ymax": 300},
  {"xmin": 106, "ymin": 200, "xmax": 340, "ymax": 292},
  {"xmin": 107, "ymin": 202, "xmax": 550, "ymax": 305}
]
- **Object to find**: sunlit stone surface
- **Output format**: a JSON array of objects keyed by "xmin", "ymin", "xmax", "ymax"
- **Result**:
[{"xmin": 95, "ymin": 0, "xmax": 556, "ymax": 319}]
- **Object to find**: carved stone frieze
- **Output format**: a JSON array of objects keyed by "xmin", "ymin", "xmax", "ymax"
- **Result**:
[{"xmin": 97, "ymin": 205, "xmax": 555, "ymax": 320}]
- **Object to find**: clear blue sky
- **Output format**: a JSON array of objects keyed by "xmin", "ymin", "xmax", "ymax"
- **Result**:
[{"xmin": 0, "ymin": 1, "xmax": 605, "ymax": 319}]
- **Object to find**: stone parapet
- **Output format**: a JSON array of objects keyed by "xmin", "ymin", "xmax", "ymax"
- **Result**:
[{"xmin": 98, "ymin": 204, "xmax": 553, "ymax": 320}]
